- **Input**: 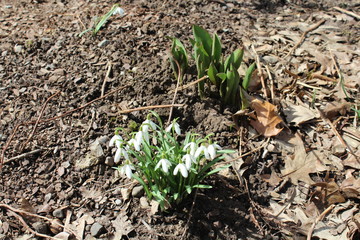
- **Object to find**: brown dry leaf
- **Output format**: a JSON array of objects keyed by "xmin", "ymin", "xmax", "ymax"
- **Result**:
[
  {"xmin": 283, "ymin": 102, "xmax": 320, "ymax": 126},
  {"xmin": 261, "ymin": 171, "xmax": 282, "ymax": 187},
  {"xmin": 340, "ymin": 170, "xmax": 360, "ymax": 198},
  {"xmin": 250, "ymin": 98, "xmax": 283, "ymax": 137},
  {"xmin": 112, "ymin": 211, "xmax": 134, "ymax": 239},
  {"xmin": 281, "ymin": 135, "xmax": 328, "ymax": 185}
]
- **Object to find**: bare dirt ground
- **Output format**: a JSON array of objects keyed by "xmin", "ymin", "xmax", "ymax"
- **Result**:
[{"xmin": 0, "ymin": 0, "xmax": 359, "ymax": 239}]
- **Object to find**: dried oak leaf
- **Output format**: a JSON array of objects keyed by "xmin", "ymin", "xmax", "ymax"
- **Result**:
[{"xmin": 250, "ymin": 98, "xmax": 283, "ymax": 137}]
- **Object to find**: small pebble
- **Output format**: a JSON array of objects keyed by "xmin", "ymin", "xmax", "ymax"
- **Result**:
[
  {"xmin": 98, "ymin": 40, "xmax": 110, "ymax": 47},
  {"xmin": 131, "ymin": 185, "xmax": 144, "ymax": 198},
  {"xmin": 53, "ymin": 208, "xmax": 65, "ymax": 219},
  {"xmin": 90, "ymin": 222, "xmax": 106, "ymax": 237},
  {"xmin": 14, "ymin": 45, "xmax": 23, "ymax": 53},
  {"xmin": 32, "ymin": 222, "xmax": 49, "ymax": 234},
  {"xmin": 115, "ymin": 199, "xmax": 122, "ymax": 205},
  {"xmin": 140, "ymin": 197, "xmax": 149, "ymax": 208}
]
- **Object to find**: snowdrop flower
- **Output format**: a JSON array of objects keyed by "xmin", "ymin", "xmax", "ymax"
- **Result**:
[
  {"xmin": 120, "ymin": 164, "xmax": 134, "ymax": 179},
  {"xmin": 173, "ymin": 163, "xmax": 188, "ymax": 178},
  {"xmin": 112, "ymin": 7, "xmax": 125, "ymax": 16},
  {"xmin": 194, "ymin": 145, "xmax": 210, "ymax": 159},
  {"xmin": 128, "ymin": 131, "xmax": 143, "ymax": 151},
  {"xmin": 207, "ymin": 143, "xmax": 222, "ymax": 160},
  {"xmin": 141, "ymin": 119, "xmax": 157, "ymax": 133},
  {"xmin": 109, "ymin": 135, "xmax": 123, "ymax": 147},
  {"xmin": 165, "ymin": 122, "xmax": 181, "ymax": 135},
  {"xmin": 182, "ymin": 154, "xmax": 196, "ymax": 170},
  {"xmin": 183, "ymin": 142, "xmax": 197, "ymax": 156},
  {"xmin": 114, "ymin": 147, "xmax": 129, "ymax": 163},
  {"xmin": 155, "ymin": 159, "xmax": 172, "ymax": 173}
]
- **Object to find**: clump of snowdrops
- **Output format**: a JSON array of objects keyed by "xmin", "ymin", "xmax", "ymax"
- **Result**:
[{"xmin": 109, "ymin": 112, "xmax": 232, "ymax": 210}]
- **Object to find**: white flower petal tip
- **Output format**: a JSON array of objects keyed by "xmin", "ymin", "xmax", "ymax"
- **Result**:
[
  {"xmin": 109, "ymin": 135, "xmax": 123, "ymax": 147},
  {"xmin": 182, "ymin": 154, "xmax": 196, "ymax": 170},
  {"xmin": 207, "ymin": 143, "xmax": 222, "ymax": 160},
  {"xmin": 120, "ymin": 164, "xmax": 134, "ymax": 179},
  {"xmin": 142, "ymin": 119, "xmax": 157, "ymax": 132},
  {"xmin": 184, "ymin": 142, "xmax": 197, "ymax": 156},
  {"xmin": 194, "ymin": 145, "xmax": 209, "ymax": 159},
  {"xmin": 155, "ymin": 159, "xmax": 172, "ymax": 173},
  {"xmin": 173, "ymin": 163, "xmax": 188, "ymax": 178},
  {"xmin": 112, "ymin": 7, "xmax": 125, "ymax": 16},
  {"xmin": 114, "ymin": 147, "xmax": 129, "ymax": 164},
  {"xmin": 165, "ymin": 122, "xmax": 181, "ymax": 135}
]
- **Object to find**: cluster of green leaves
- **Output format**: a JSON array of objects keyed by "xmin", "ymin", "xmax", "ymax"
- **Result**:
[
  {"xmin": 169, "ymin": 25, "xmax": 256, "ymax": 108},
  {"xmin": 79, "ymin": 4, "xmax": 124, "ymax": 37},
  {"xmin": 110, "ymin": 111, "xmax": 232, "ymax": 211}
]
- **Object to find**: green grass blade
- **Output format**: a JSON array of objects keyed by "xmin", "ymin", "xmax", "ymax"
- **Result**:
[
  {"xmin": 192, "ymin": 25, "xmax": 212, "ymax": 56},
  {"xmin": 242, "ymin": 62, "xmax": 256, "ymax": 91}
]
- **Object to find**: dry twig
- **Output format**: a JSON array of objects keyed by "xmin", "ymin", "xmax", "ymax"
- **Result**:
[
  {"xmin": 101, "ymin": 61, "xmax": 112, "ymax": 97},
  {"xmin": 20, "ymin": 90, "xmax": 61, "ymax": 152},
  {"xmin": 284, "ymin": 19, "xmax": 326, "ymax": 59},
  {"xmin": 333, "ymin": 6, "xmax": 360, "ymax": 20},
  {"xmin": 251, "ymin": 44, "xmax": 268, "ymax": 100},
  {"xmin": 168, "ymin": 75, "xmax": 208, "ymax": 94},
  {"xmin": 167, "ymin": 59, "xmax": 182, "ymax": 124},
  {"xmin": 306, "ymin": 204, "xmax": 335, "ymax": 240}
]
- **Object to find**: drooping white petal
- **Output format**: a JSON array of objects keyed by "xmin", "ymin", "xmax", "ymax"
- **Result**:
[
  {"xmin": 109, "ymin": 135, "xmax": 123, "ymax": 147},
  {"xmin": 155, "ymin": 159, "xmax": 171, "ymax": 173},
  {"xmin": 114, "ymin": 148, "xmax": 122, "ymax": 163},
  {"xmin": 182, "ymin": 154, "xmax": 195, "ymax": 170},
  {"xmin": 173, "ymin": 163, "xmax": 188, "ymax": 178},
  {"xmin": 207, "ymin": 143, "xmax": 222, "ymax": 160},
  {"xmin": 142, "ymin": 119, "xmax": 157, "ymax": 132},
  {"xmin": 120, "ymin": 164, "xmax": 134, "ymax": 179},
  {"xmin": 194, "ymin": 145, "xmax": 209, "ymax": 159},
  {"xmin": 207, "ymin": 145, "xmax": 216, "ymax": 160},
  {"xmin": 112, "ymin": 7, "xmax": 125, "ymax": 16},
  {"xmin": 184, "ymin": 142, "xmax": 197, "ymax": 156},
  {"xmin": 165, "ymin": 122, "xmax": 181, "ymax": 135}
]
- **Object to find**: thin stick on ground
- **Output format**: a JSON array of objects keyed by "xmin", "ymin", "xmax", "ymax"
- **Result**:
[
  {"xmin": 265, "ymin": 65, "xmax": 275, "ymax": 101},
  {"xmin": 167, "ymin": 59, "xmax": 182, "ymax": 125},
  {"xmin": 101, "ymin": 61, "xmax": 112, "ymax": 97},
  {"xmin": 168, "ymin": 75, "xmax": 208, "ymax": 94},
  {"xmin": 311, "ymin": 73, "xmax": 357, "ymax": 89},
  {"xmin": 316, "ymin": 107, "xmax": 360, "ymax": 162},
  {"xmin": 20, "ymin": 90, "xmax": 61, "ymax": 152},
  {"xmin": 4, "ymin": 149, "xmax": 43, "ymax": 164},
  {"xmin": 307, "ymin": 204, "xmax": 335, "ymax": 240},
  {"xmin": 251, "ymin": 44, "xmax": 268, "ymax": 100},
  {"xmin": 333, "ymin": 6, "xmax": 360, "ymax": 20},
  {"xmin": 117, "ymin": 104, "xmax": 183, "ymax": 114},
  {"xmin": 284, "ymin": 19, "xmax": 326, "ymax": 59}
]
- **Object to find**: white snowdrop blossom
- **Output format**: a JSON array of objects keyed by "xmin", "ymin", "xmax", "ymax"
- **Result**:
[
  {"xmin": 207, "ymin": 143, "xmax": 222, "ymax": 160},
  {"xmin": 194, "ymin": 145, "xmax": 210, "ymax": 159},
  {"xmin": 112, "ymin": 7, "xmax": 125, "ymax": 16},
  {"xmin": 128, "ymin": 131, "xmax": 143, "ymax": 151},
  {"xmin": 109, "ymin": 135, "xmax": 123, "ymax": 147},
  {"xmin": 182, "ymin": 154, "xmax": 196, "ymax": 170},
  {"xmin": 173, "ymin": 163, "xmax": 188, "ymax": 178},
  {"xmin": 155, "ymin": 159, "xmax": 172, "ymax": 173},
  {"xmin": 120, "ymin": 164, "xmax": 134, "ymax": 179},
  {"xmin": 183, "ymin": 142, "xmax": 197, "ymax": 156},
  {"xmin": 165, "ymin": 122, "xmax": 181, "ymax": 135},
  {"xmin": 114, "ymin": 147, "xmax": 129, "ymax": 163},
  {"xmin": 141, "ymin": 119, "xmax": 157, "ymax": 133}
]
